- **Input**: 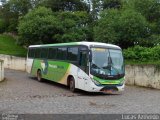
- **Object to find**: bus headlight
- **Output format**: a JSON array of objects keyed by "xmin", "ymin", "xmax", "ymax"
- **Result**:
[{"xmin": 91, "ymin": 79, "xmax": 101, "ymax": 86}]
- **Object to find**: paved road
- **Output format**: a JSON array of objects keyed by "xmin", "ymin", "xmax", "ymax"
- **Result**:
[{"xmin": 0, "ymin": 69, "xmax": 159, "ymax": 114}]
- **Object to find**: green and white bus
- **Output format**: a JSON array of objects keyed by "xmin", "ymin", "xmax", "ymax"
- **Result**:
[{"xmin": 27, "ymin": 42, "xmax": 125, "ymax": 93}]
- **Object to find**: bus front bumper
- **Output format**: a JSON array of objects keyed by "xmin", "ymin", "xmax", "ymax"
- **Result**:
[{"xmin": 86, "ymin": 82, "xmax": 125, "ymax": 93}]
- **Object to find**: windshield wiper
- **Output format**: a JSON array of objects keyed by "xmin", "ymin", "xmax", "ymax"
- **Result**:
[
  {"xmin": 91, "ymin": 63, "xmax": 100, "ymax": 69},
  {"xmin": 108, "ymin": 51, "xmax": 120, "ymax": 75}
]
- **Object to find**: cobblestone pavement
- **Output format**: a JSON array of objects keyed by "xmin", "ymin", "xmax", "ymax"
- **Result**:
[{"xmin": 0, "ymin": 69, "xmax": 159, "ymax": 114}]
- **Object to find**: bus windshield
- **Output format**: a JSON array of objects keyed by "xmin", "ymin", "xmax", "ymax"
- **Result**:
[{"xmin": 90, "ymin": 47, "xmax": 124, "ymax": 79}]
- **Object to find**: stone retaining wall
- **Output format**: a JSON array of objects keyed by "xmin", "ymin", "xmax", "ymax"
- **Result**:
[
  {"xmin": 0, "ymin": 59, "xmax": 4, "ymax": 81},
  {"xmin": 0, "ymin": 54, "xmax": 26, "ymax": 71},
  {"xmin": 125, "ymin": 65, "xmax": 160, "ymax": 89}
]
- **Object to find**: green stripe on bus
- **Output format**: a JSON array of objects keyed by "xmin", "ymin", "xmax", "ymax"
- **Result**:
[{"xmin": 93, "ymin": 76, "xmax": 124, "ymax": 85}]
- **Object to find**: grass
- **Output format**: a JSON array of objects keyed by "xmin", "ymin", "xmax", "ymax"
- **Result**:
[{"xmin": 0, "ymin": 34, "xmax": 27, "ymax": 57}]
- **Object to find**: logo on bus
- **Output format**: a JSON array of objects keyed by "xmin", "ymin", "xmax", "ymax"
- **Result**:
[{"xmin": 41, "ymin": 59, "xmax": 48, "ymax": 75}]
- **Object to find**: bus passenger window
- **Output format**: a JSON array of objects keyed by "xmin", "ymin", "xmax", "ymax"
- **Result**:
[
  {"xmin": 57, "ymin": 48, "xmax": 67, "ymax": 60},
  {"xmin": 48, "ymin": 48, "xmax": 57, "ymax": 59},
  {"xmin": 41, "ymin": 48, "xmax": 48, "ymax": 59},
  {"xmin": 67, "ymin": 47, "xmax": 78, "ymax": 61},
  {"xmin": 35, "ymin": 48, "xmax": 41, "ymax": 58},
  {"xmin": 79, "ymin": 52, "xmax": 87, "ymax": 66}
]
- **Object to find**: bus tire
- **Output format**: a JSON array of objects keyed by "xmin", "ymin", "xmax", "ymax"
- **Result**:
[
  {"xmin": 37, "ymin": 70, "xmax": 43, "ymax": 82},
  {"xmin": 69, "ymin": 77, "xmax": 76, "ymax": 92}
]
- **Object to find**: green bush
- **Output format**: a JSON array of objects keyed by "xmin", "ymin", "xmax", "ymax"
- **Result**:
[{"xmin": 124, "ymin": 45, "xmax": 160, "ymax": 64}]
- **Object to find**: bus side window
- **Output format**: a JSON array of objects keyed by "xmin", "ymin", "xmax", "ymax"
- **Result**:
[
  {"xmin": 35, "ymin": 48, "xmax": 41, "ymax": 58},
  {"xmin": 57, "ymin": 47, "xmax": 67, "ymax": 60},
  {"xmin": 48, "ymin": 48, "xmax": 57, "ymax": 59},
  {"xmin": 67, "ymin": 47, "xmax": 78, "ymax": 61},
  {"xmin": 79, "ymin": 50, "xmax": 88, "ymax": 73},
  {"xmin": 41, "ymin": 48, "xmax": 48, "ymax": 59},
  {"xmin": 79, "ymin": 51, "xmax": 87, "ymax": 66},
  {"xmin": 29, "ymin": 48, "xmax": 35, "ymax": 58}
]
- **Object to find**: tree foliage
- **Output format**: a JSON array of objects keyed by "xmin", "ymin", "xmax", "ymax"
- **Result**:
[
  {"xmin": 103, "ymin": 0, "xmax": 123, "ymax": 9},
  {"xmin": 18, "ymin": 7, "xmax": 61, "ymax": 46},
  {"xmin": 18, "ymin": 7, "xmax": 92, "ymax": 46},
  {"xmin": 94, "ymin": 9, "xmax": 119, "ymax": 43},
  {"xmin": 94, "ymin": 9, "xmax": 150, "ymax": 48},
  {"xmin": 0, "ymin": 0, "xmax": 160, "ymax": 48},
  {"xmin": 0, "ymin": 0, "xmax": 33, "ymax": 32},
  {"xmin": 42, "ymin": 0, "xmax": 90, "ymax": 12},
  {"xmin": 131, "ymin": 0, "xmax": 160, "ymax": 22},
  {"xmin": 54, "ymin": 11, "xmax": 91, "ymax": 42}
]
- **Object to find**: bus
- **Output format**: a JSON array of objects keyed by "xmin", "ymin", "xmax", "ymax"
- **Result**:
[{"xmin": 26, "ymin": 42, "xmax": 125, "ymax": 93}]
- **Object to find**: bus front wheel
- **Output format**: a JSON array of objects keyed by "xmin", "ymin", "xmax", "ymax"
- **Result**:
[
  {"xmin": 69, "ymin": 77, "xmax": 76, "ymax": 92},
  {"xmin": 37, "ymin": 70, "xmax": 43, "ymax": 82}
]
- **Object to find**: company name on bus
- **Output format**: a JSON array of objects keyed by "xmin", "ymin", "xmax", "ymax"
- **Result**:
[{"xmin": 49, "ymin": 64, "xmax": 64, "ymax": 69}]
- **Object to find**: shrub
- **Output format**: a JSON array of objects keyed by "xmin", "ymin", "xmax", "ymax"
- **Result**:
[{"xmin": 123, "ymin": 45, "xmax": 160, "ymax": 63}]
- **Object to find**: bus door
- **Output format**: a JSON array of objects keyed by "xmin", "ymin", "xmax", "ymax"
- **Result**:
[
  {"xmin": 77, "ymin": 47, "xmax": 89, "ymax": 89},
  {"xmin": 79, "ymin": 51, "xmax": 88, "ymax": 72}
]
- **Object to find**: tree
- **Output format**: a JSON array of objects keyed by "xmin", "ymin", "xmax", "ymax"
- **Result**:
[
  {"xmin": 130, "ymin": 0, "xmax": 160, "ymax": 22},
  {"xmin": 0, "ymin": 0, "xmax": 44, "ymax": 33},
  {"xmin": 90, "ymin": 0, "xmax": 102, "ymax": 20},
  {"xmin": 42, "ymin": 0, "xmax": 90, "ymax": 12},
  {"xmin": 122, "ymin": 0, "xmax": 160, "ymax": 47},
  {"xmin": 54, "ymin": 11, "xmax": 92, "ymax": 42},
  {"xmin": 103, "ymin": 0, "xmax": 123, "ymax": 9},
  {"xmin": 118, "ymin": 9, "xmax": 150, "ymax": 48},
  {"xmin": 94, "ymin": 9, "xmax": 150, "ymax": 48},
  {"xmin": 18, "ymin": 7, "xmax": 61, "ymax": 46},
  {"xmin": 94, "ymin": 9, "xmax": 120, "ymax": 44},
  {"xmin": 0, "ymin": 0, "xmax": 33, "ymax": 33},
  {"xmin": 90, "ymin": 0, "xmax": 123, "ymax": 20},
  {"xmin": 8, "ymin": 0, "xmax": 32, "ymax": 16}
]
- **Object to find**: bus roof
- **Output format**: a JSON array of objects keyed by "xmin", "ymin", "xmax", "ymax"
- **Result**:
[{"xmin": 29, "ymin": 42, "xmax": 121, "ymax": 49}]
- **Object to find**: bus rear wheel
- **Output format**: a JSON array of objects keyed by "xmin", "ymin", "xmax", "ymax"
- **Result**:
[
  {"xmin": 37, "ymin": 70, "xmax": 43, "ymax": 82},
  {"xmin": 69, "ymin": 77, "xmax": 76, "ymax": 92}
]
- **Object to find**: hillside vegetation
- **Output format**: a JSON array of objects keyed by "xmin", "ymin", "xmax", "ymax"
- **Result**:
[
  {"xmin": 0, "ymin": 34, "xmax": 27, "ymax": 57},
  {"xmin": 0, "ymin": 0, "xmax": 160, "ymax": 63},
  {"xmin": 124, "ymin": 46, "xmax": 160, "ymax": 65}
]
